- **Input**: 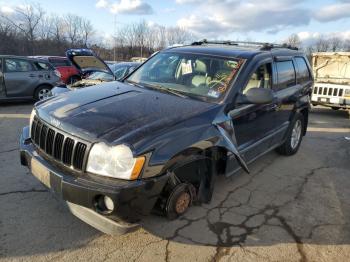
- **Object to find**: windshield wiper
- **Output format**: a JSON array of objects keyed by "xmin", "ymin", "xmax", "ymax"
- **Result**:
[
  {"xmin": 144, "ymin": 83, "xmax": 189, "ymax": 98},
  {"xmin": 125, "ymin": 80, "xmax": 145, "ymax": 89}
]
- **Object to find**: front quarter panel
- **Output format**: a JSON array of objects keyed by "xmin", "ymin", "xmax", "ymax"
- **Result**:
[{"xmin": 137, "ymin": 108, "xmax": 249, "ymax": 179}]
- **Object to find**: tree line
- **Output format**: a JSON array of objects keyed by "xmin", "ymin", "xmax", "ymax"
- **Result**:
[
  {"xmin": 0, "ymin": 3, "xmax": 194, "ymax": 60},
  {"xmin": 2, "ymin": 2, "xmax": 350, "ymax": 62},
  {"xmin": 284, "ymin": 33, "xmax": 350, "ymax": 60}
]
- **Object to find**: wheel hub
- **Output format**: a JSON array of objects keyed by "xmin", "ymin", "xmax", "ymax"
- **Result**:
[
  {"xmin": 175, "ymin": 191, "xmax": 191, "ymax": 214},
  {"xmin": 291, "ymin": 119, "xmax": 302, "ymax": 149}
]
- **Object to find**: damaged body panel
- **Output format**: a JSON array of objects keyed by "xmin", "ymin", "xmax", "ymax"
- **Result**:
[{"xmin": 20, "ymin": 41, "xmax": 312, "ymax": 235}]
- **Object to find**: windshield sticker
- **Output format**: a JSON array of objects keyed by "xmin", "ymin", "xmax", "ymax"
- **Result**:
[
  {"xmin": 225, "ymin": 60, "xmax": 239, "ymax": 69},
  {"xmin": 181, "ymin": 60, "xmax": 193, "ymax": 75},
  {"xmin": 207, "ymin": 89, "xmax": 221, "ymax": 98}
]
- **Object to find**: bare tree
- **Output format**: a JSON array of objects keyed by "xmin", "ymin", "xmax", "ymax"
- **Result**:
[
  {"xmin": 64, "ymin": 14, "xmax": 82, "ymax": 46},
  {"xmin": 328, "ymin": 36, "xmax": 343, "ymax": 52},
  {"xmin": 284, "ymin": 33, "xmax": 301, "ymax": 48},
  {"xmin": 166, "ymin": 26, "xmax": 193, "ymax": 46},
  {"xmin": 315, "ymin": 35, "xmax": 330, "ymax": 52},
  {"xmin": 1, "ymin": 3, "xmax": 45, "ymax": 54},
  {"xmin": 81, "ymin": 19, "xmax": 94, "ymax": 47}
]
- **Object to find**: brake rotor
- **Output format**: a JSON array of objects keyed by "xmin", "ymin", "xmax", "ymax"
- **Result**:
[
  {"xmin": 175, "ymin": 191, "xmax": 191, "ymax": 214},
  {"xmin": 165, "ymin": 183, "xmax": 194, "ymax": 218}
]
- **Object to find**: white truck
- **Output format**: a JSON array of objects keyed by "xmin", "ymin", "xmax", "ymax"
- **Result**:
[{"xmin": 311, "ymin": 52, "xmax": 350, "ymax": 117}]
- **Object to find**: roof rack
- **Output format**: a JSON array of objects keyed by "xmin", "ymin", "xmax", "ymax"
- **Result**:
[{"xmin": 191, "ymin": 39, "xmax": 298, "ymax": 51}]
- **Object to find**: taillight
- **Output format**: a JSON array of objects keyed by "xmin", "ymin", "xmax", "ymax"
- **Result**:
[{"xmin": 54, "ymin": 70, "xmax": 61, "ymax": 78}]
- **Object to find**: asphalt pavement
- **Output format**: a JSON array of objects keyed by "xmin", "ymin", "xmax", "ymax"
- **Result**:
[{"xmin": 0, "ymin": 103, "xmax": 349, "ymax": 262}]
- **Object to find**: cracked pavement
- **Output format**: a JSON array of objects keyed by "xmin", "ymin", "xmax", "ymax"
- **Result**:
[{"xmin": 0, "ymin": 103, "xmax": 350, "ymax": 262}]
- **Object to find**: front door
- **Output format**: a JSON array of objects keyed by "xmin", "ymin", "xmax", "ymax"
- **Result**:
[
  {"xmin": 231, "ymin": 61, "xmax": 278, "ymax": 162},
  {"xmin": 0, "ymin": 58, "xmax": 5, "ymax": 98},
  {"xmin": 4, "ymin": 58, "xmax": 39, "ymax": 98}
]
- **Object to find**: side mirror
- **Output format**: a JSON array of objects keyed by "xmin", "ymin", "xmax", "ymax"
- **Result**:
[{"xmin": 236, "ymin": 88, "xmax": 274, "ymax": 105}]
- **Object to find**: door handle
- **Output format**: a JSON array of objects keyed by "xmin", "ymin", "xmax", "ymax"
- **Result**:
[{"xmin": 29, "ymin": 74, "xmax": 36, "ymax": 78}]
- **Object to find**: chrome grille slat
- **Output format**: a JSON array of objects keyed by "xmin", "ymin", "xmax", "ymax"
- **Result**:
[
  {"xmin": 53, "ymin": 133, "xmax": 64, "ymax": 160},
  {"xmin": 63, "ymin": 138, "xmax": 75, "ymax": 165},
  {"xmin": 73, "ymin": 142, "xmax": 87, "ymax": 170},
  {"xmin": 31, "ymin": 117, "xmax": 88, "ymax": 171},
  {"xmin": 313, "ymin": 86, "xmax": 345, "ymax": 97}
]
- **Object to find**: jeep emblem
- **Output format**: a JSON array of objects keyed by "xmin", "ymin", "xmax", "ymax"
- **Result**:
[{"xmin": 50, "ymin": 117, "xmax": 61, "ymax": 128}]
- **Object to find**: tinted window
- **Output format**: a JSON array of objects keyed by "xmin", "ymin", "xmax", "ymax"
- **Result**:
[
  {"xmin": 276, "ymin": 61, "xmax": 296, "ymax": 89},
  {"xmin": 34, "ymin": 61, "xmax": 52, "ymax": 71},
  {"xmin": 5, "ymin": 59, "xmax": 34, "ymax": 72},
  {"xmin": 295, "ymin": 57, "xmax": 310, "ymax": 83},
  {"xmin": 49, "ymin": 58, "xmax": 71, "ymax": 67}
]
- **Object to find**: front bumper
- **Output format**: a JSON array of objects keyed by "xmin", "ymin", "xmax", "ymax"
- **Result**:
[{"xmin": 19, "ymin": 126, "xmax": 168, "ymax": 235}]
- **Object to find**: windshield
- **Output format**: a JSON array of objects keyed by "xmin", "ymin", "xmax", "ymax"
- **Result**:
[
  {"xmin": 87, "ymin": 63, "xmax": 131, "ymax": 81},
  {"xmin": 88, "ymin": 71, "xmax": 114, "ymax": 81},
  {"xmin": 126, "ymin": 52, "xmax": 244, "ymax": 101}
]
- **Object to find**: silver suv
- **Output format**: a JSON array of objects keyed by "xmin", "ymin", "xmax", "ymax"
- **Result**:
[{"xmin": 0, "ymin": 56, "xmax": 61, "ymax": 101}]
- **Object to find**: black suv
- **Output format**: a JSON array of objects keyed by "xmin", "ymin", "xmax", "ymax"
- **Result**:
[{"xmin": 20, "ymin": 41, "xmax": 313, "ymax": 235}]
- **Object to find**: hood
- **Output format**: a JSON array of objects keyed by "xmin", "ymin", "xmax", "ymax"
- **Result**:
[
  {"xmin": 66, "ymin": 49, "xmax": 114, "ymax": 75},
  {"xmin": 36, "ymin": 82, "xmax": 216, "ymax": 145},
  {"xmin": 313, "ymin": 52, "xmax": 350, "ymax": 84}
]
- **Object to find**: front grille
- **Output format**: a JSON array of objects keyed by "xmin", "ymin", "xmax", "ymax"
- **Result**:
[
  {"xmin": 313, "ymin": 86, "xmax": 344, "ymax": 97},
  {"xmin": 31, "ymin": 116, "xmax": 88, "ymax": 171}
]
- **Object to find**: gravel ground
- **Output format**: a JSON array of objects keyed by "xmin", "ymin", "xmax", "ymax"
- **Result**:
[{"xmin": 0, "ymin": 103, "xmax": 349, "ymax": 262}]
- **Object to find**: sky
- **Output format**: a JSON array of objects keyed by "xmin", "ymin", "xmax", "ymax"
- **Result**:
[{"xmin": 1, "ymin": 0, "xmax": 350, "ymax": 44}]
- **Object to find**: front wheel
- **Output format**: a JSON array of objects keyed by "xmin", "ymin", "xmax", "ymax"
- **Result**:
[
  {"xmin": 34, "ymin": 85, "xmax": 51, "ymax": 101},
  {"xmin": 276, "ymin": 114, "xmax": 304, "ymax": 156}
]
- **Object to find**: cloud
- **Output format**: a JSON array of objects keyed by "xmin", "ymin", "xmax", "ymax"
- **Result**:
[
  {"xmin": 313, "ymin": 2, "xmax": 350, "ymax": 22},
  {"xmin": 96, "ymin": 0, "xmax": 153, "ymax": 15},
  {"xmin": 96, "ymin": 0, "xmax": 108, "ymax": 8},
  {"xmin": 176, "ymin": 0, "xmax": 310, "ymax": 37},
  {"xmin": 0, "ymin": 5, "xmax": 14, "ymax": 13},
  {"xmin": 175, "ymin": 0, "xmax": 201, "ymax": 3}
]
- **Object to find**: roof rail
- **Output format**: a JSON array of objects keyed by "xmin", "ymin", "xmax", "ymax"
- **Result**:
[{"xmin": 191, "ymin": 39, "xmax": 298, "ymax": 51}]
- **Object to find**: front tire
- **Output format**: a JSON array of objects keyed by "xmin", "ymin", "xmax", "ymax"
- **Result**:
[
  {"xmin": 276, "ymin": 114, "xmax": 304, "ymax": 156},
  {"xmin": 34, "ymin": 85, "xmax": 51, "ymax": 101}
]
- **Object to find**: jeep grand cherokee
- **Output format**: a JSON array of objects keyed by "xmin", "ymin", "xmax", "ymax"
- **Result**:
[{"xmin": 20, "ymin": 40, "xmax": 313, "ymax": 235}]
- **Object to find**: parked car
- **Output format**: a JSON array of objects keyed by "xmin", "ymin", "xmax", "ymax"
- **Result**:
[
  {"xmin": 50, "ymin": 50, "xmax": 140, "ymax": 96},
  {"xmin": 20, "ymin": 40, "xmax": 313, "ymax": 235},
  {"xmin": 311, "ymin": 52, "xmax": 350, "ymax": 118},
  {"xmin": 31, "ymin": 56, "xmax": 81, "ymax": 84},
  {"xmin": 0, "ymin": 55, "xmax": 61, "ymax": 101}
]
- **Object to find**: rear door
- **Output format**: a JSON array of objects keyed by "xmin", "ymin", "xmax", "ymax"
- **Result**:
[
  {"xmin": 0, "ymin": 58, "xmax": 5, "ymax": 97},
  {"xmin": 4, "ymin": 58, "xmax": 39, "ymax": 97},
  {"xmin": 269, "ymin": 57, "xmax": 300, "ymax": 145}
]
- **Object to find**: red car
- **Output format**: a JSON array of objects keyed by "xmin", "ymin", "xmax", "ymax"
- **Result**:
[{"xmin": 32, "ymin": 56, "xmax": 81, "ymax": 84}]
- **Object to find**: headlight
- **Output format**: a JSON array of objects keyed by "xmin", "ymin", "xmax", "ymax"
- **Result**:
[
  {"xmin": 86, "ymin": 143, "xmax": 145, "ymax": 180},
  {"xmin": 29, "ymin": 109, "xmax": 36, "ymax": 137},
  {"xmin": 345, "ymin": 89, "xmax": 350, "ymax": 97}
]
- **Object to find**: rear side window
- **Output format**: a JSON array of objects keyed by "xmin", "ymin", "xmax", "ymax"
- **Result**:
[
  {"xmin": 34, "ymin": 62, "xmax": 52, "ymax": 71},
  {"xmin": 275, "ymin": 60, "xmax": 296, "ymax": 90},
  {"xmin": 295, "ymin": 57, "xmax": 311, "ymax": 83},
  {"xmin": 5, "ymin": 59, "xmax": 34, "ymax": 72},
  {"xmin": 49, "ymin": 58, "xmax": 71, "ymax": 67}
]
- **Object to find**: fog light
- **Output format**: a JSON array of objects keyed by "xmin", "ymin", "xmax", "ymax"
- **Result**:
[{"xmin": 104, "ymin": 196, "xmax": 114, "ymax": 211}]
